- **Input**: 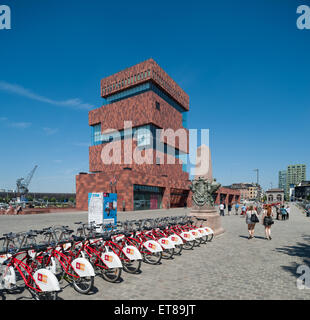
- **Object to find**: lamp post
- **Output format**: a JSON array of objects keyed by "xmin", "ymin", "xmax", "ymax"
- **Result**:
[{"xmin": 253, "ymin": 169, "xmax": 260, "ymax": 202}]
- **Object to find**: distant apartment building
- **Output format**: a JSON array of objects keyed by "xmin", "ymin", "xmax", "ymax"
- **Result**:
[
  {"xmin": 249, "ymin": 186, "xmax": 258, "ymax": 200},
  {"xmin": 286, "ymin": 164, "xmax": 306, "ymax": 199},
  {"xmin": 229, "ymin": 183, "xmax": 259, "ymax": 201},
  {"xmin": 278, "ymin": 170, "xmax": 287, "ymax": 191}
]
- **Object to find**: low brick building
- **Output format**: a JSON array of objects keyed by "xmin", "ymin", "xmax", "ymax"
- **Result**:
[
  {"xmin": 266, "ymin": 188, "xmax": 285, "ymax": 204},
  {"xmin": 214, "ymin": 187, "xmax": 241, "ymax": 205}
]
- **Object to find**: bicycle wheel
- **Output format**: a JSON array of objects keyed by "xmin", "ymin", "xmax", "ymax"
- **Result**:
[
  {"xmin": 26, "ymin": 276, "xmax": 58, "ymax": 300},
  {"xmin": 120, "ymin": 253, "xmax": 141, "ymax": 274},
  {"xmin": 200, "ymin": 235, "xmax": 208, "ymax": 244},
  {"xmin": 72, "ymin": 274, "xmax": 94, "ymax": 294},
  {"xmin": 162, "ymin": 248, "xmax": 174, "ymax": 259},
  {"xmin": 31, "ymin": 290, "xmax": 58, "ymax": 300},
  {"xmin": 101, "ymin": 267, "xmax": 122, "ymax": 283},
  {"xmin": 207, "ymin": 233, "xmax": 214, "ymax": 242},
  {"xmin": 183, "ymin": 240, "xmax": 195, "ymax": 250},
  {"xmin": 193, "ymin": 237, "xmax": 202, "ymax": 247},
  {"xmin": 174, "ymin": 244, "xmax": 183, "ymax": 255},
  {"xmin": 143, "ymin": 251, "xmax": 162, "ymax": 265}
]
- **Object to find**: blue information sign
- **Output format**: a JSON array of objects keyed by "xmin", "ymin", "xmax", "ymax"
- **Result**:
[
  {"xmin": 103, "ymin": 193, "xmax": 117, "ymax": 226},
  {"xmin": 88, "ymin": 192, "xmax": 117, "ymax": 230}
]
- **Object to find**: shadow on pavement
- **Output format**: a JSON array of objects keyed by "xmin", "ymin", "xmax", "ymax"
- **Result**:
[
  {"xmin": 239, "ymin": 235, "xmax": 267, "ymax": 240},
  {"xmin": 275, "ymin": 234, "xmax": 310, "ymax": 276}
]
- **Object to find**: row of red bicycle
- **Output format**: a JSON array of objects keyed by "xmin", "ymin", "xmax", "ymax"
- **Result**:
[{"xmin": 0, "ymin": 215, "xmax": 214, "ymax": 300}]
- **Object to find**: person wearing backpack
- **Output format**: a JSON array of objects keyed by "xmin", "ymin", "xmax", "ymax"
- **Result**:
[{"xmin": 245, "ymin": 205, "xmax": 260, "ymax": 239}]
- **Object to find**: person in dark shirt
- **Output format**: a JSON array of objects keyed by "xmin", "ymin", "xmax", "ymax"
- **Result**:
[{"xmin": 228, "ymin": 203, "xmax": 232, "ymax": 216}]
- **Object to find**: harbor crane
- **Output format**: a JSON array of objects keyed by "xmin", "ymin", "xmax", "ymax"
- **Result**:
[{"xmin": 16, "ymin": 165, "xmax": 38, "ymax": 196}]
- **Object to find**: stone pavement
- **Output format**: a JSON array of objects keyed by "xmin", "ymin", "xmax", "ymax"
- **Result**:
[{"xmin": 0, "ymin": 204, "xmax": 309, "ymax": 300}]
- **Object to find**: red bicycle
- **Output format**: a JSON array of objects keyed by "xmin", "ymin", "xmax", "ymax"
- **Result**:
[
  {"xmin": 31, "ymin": 227, "xmax": 95, "ymax": 295},
  {"xmin": 0, "ymin": 231, "xmax": 60, "ymax": 300}
]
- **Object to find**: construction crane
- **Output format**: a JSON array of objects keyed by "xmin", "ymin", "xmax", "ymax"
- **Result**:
[{"xmin": 16, "ymin": 165, "xmax": 38, "ymax": 196}]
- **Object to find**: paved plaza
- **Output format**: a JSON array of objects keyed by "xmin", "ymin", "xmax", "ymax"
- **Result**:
[{"xmin": 0, "ymin": 204, "xmax": 309, "ymax": 300}]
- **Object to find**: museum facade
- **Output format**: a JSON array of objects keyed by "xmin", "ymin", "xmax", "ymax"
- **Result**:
[{"xmin": 76, "ymin": 59, "xmax": 192, "ymax": 211}]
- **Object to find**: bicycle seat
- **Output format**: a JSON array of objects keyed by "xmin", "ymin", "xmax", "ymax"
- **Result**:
[
  {"xmin": 34, "ymin": 244, "xmax": 49, "ymax": 252},
  {"xmin": 72, "ymin": 235, "xmax": 84, "ymax": 242},
  {"xmin": 3, "ymin": 233, "xmax": 16, "ymax": 239},
  {"xmin": 64, "ymin": 229, "xmax": 74, "ymax": 234}
]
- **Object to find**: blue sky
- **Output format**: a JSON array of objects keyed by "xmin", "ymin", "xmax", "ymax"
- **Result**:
[{"xmin": 0, "ymin": 0, "xmax": 309, "ymax": 193}]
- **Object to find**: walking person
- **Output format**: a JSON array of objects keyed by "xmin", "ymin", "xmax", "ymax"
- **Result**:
[
  {"xmin": 235, "ymin": 202, "xmax": 240, "ymax": 215},
  {"xmin": 245, "ymin": 205, "xmax": 259, "ymax": 239},
  {"xmin": 262, "ymin": 205, "xmax": 274, "ymax": 240},
  {"xmin": 276, "ymin": 205, "xmax": 281, "ymax": 220},
  {"xmin": 280, "ymin": 205, "xmax": 288, "ymax": 221},
  {"xmin": 256, "ymin": 204, "xmax": 262, "ymax": 215},
  {"xmin": 286, "ymin": 205, "xmax": 290, "ymax": 220},
  {"xmin": 241, "ymin": 204, "xmax": 247, "ymax": 216},
  {"xmin": 219, "ymin": 202, "xmax": 225, "ymax": 216},
  {"xmin": 227, "ymin": 203, "xmax": 232, "ymax": 216}
]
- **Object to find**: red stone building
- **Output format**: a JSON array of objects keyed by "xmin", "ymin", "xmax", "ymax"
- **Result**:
[
  {"xmin": 76, "ymin": 59, "xmax": 192, "ymax": 211},
  {"xmin": 214, "ymin": 187, "xmax": 241, "ymax": 205}
]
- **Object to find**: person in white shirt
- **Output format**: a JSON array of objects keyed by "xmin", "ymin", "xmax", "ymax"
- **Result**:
[
  {"xmin": 219, "ymin": 203, "xmax": 225, "ymax": 216},
  {"xmin": 286, "ymin": 205, "xmax": 290, "ymax": 220}
]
